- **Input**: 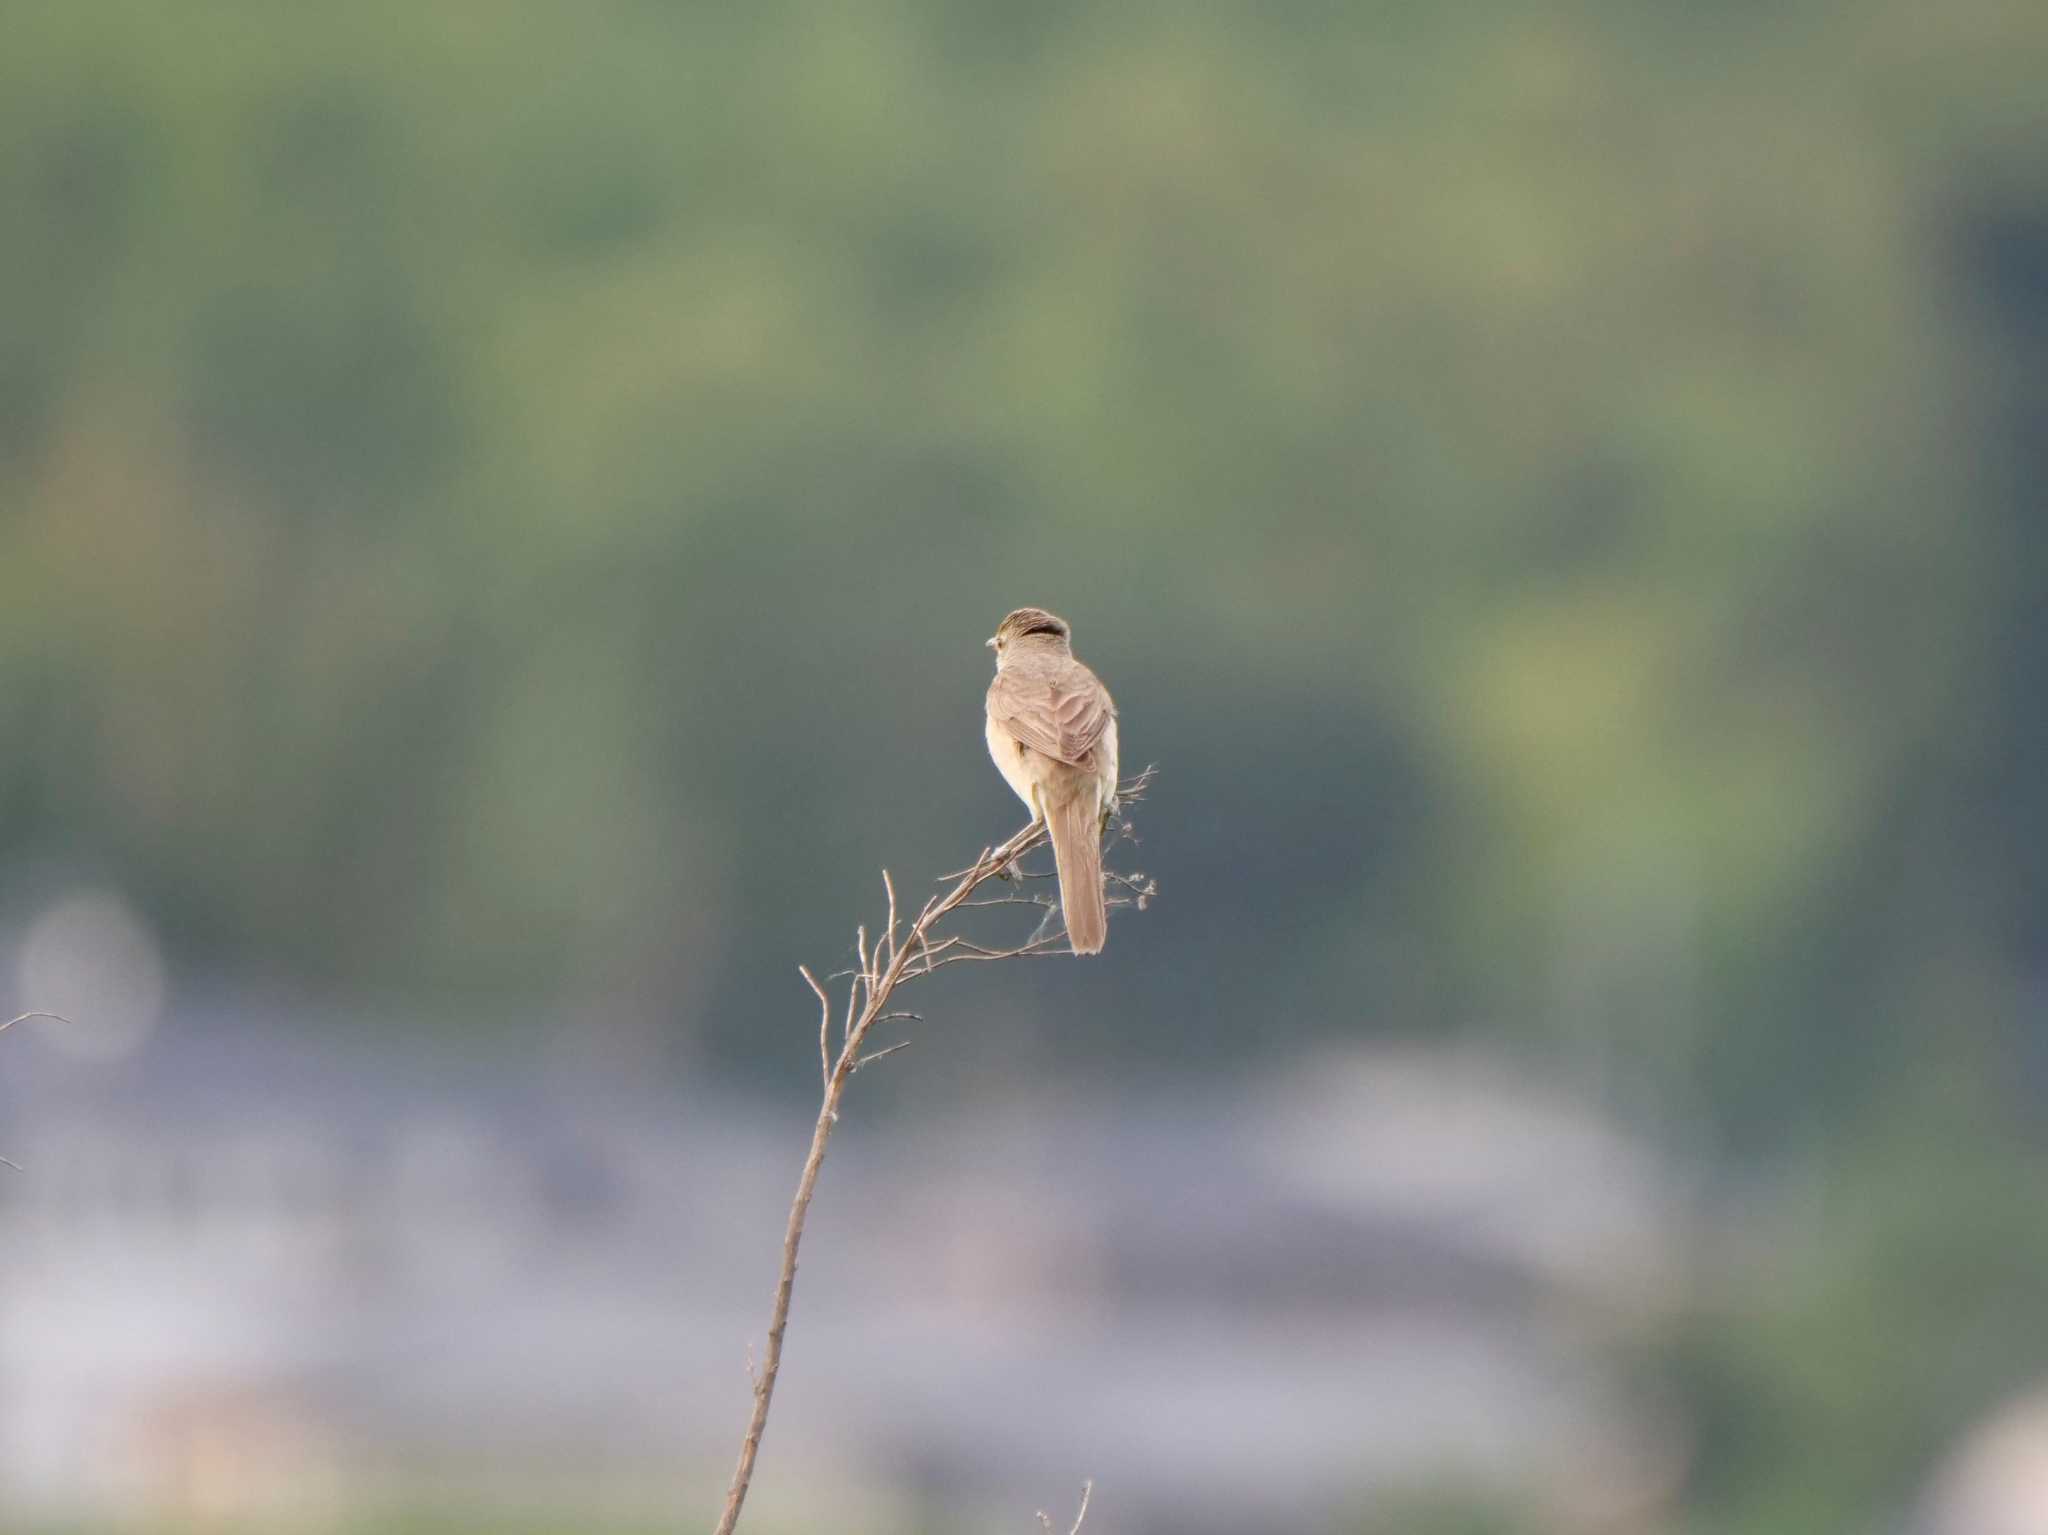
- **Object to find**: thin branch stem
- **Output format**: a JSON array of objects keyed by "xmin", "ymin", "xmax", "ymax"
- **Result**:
[
  {"xmin": 711, "ymin": 772, "xmax": 1153, "ymax": 1535},
  {"xmin": 852, "ymin": 1040, "xmax": 913, "ymax": 1071},
  {"xmin": 0, "ymin": 1012, "xmax": 67, "ymax": 1034},
  {"xmin": 799, "ymin": 967, "xmax": 832, "ymax": 1091}
]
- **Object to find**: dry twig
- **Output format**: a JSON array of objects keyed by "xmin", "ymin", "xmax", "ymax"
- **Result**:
[
  {"xmin": 1037, "ymin": 1478, "xmax": 1094, "ymax": 1535},
  {"xmin": 0, "ymin": 1013, "xmax": 64, "ymax": 1035},
  {"xmin": 0, "ymin": 1013, "xmax": 69, "ymax": 1172},
  {"xmin": 712, "ymin": 770, "xmax": 1156, "ymax": 1535}
]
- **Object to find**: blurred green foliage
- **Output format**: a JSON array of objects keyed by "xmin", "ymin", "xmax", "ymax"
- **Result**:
[
  {"xmin": 1662, "ymin": 1092, "xmax": 2048, "ymax": 1534},
  {"xmin": 2, "ymin": 2, "xmax": 2045, "ymax": 1529}
]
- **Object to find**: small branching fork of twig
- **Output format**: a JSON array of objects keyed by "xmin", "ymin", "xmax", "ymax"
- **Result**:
[{"xmin": 712, "ymin": 769, "xmax": 1157, "ymax": 1535}]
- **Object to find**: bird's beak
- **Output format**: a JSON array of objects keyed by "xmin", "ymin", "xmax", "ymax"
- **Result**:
[{"xmin": 985, "ymin": 636, "xmax": 998, "ymax": 649}]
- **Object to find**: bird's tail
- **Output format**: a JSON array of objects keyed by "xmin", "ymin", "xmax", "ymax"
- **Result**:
[{"xmin": 1045, "ymin": 789, "xmax": 1108, "ymax": 955}]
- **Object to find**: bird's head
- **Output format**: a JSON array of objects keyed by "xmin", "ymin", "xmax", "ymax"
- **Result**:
[{"xmin": 987, "ymin": 607, "xmax": 1072, "ymax": 663}]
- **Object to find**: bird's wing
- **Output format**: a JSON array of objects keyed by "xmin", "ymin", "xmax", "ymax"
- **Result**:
[{"xmin": 987, "ymin": 662, "xmax": 1115, "ymax": 767}]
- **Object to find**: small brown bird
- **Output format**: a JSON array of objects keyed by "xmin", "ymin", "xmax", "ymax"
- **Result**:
[{"xmin": 984, "ymin": 607, "xmax": 1121, "ymax": 954}]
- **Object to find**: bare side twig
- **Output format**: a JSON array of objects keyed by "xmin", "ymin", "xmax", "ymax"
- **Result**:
[
  {"xmin": 0, "ymin": 1013, "xmax": 66, "ymax": 1035},
  {"xmin": 0, "ymin": 1013, "xmax": 69, "ymax": 1172},
  {"xmin": 712, "ymin": 770, "xmax": 1156, "ymax": 1535},
  {"xmin": 1037, "ymin": 1478, "xmax": 1094, "ymax": 1535}
]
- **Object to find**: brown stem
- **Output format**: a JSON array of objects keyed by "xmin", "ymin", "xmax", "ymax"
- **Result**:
[{"xmin": 710, "ymin": 805, "xmax": 1077, "ymax": 1535}]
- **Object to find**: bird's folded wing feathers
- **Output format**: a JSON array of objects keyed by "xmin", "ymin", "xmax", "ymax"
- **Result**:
[{"xmin": 987, "ymin": 668, "xmax": 1115, "ymax": 766}]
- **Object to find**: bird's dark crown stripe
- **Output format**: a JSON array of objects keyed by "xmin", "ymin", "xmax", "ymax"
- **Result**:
[{"xmin": 1020, "ymin": 620, "xmax": 1066, "ymax": 638}]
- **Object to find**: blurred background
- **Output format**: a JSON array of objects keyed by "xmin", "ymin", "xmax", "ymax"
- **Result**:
[{"xmin": 2, "ymin": 3, "xmax": 2045, "ymax": 1532}]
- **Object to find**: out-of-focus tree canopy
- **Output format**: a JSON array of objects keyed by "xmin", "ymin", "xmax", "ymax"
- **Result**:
[{"xmin": 2, "ymin": 2, "xmax": 2042, "ymax": 1118}]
